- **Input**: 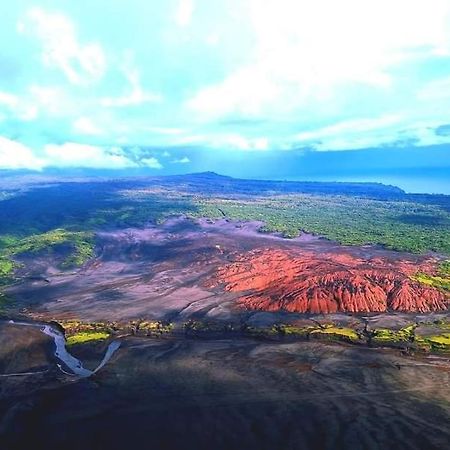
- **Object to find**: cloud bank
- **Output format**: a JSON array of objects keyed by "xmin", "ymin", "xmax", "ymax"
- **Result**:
[{"xmin": 0, "ymin": 0, "xmax": 450, "ymax": 170}]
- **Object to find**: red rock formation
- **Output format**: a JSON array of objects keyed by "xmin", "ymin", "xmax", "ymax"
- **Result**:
[{"xmin": 209, "ymin": 249, "xmax": 449, "ymax": 313}]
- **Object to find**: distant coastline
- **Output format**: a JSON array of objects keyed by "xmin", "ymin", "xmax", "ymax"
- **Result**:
[{"xmin": 271, "ymin": 175, "xmax": 450, "ymax": 195}]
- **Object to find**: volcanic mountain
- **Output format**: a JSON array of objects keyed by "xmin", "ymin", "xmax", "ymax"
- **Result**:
[{"xmin": 210, "ymin": 248, "xmax": 449, "ymax": 313}]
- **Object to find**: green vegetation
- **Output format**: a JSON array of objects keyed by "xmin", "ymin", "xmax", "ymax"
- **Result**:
[
  {"xmin": 62, "ymin": 320, "xmax": 112, "ymax": 346},
  {"xmin": 60, "ymin": 319, "xmax": 174, "ymax": 340},
  {"xmin": 184, "ymin": 320, "xmax": 235, "ymax": 334},
  {"xmin": 0, "ymin": 258, "xmax": 14, "ymax": 278},
  {"xmin": 137, "ymin": 321, "xmax": 173, "ymax": 335},
  {"xmin": 273, "ymin": 324, "xmax": 360, "ymax": 342},
  {"xmin": 61, "ymin": 320, "xmax": 113, "ymax": 334},
  {"xmin": 55, "ymin": 317, "xmax": 450, "ymax": 353},
  {"xmin": 166, "ymin": 318, "xmax": 450, "ymax": 353},
  {"xmin": 191, "ymin": 195, "xmax": 450, "ymax": 254},
  {"xmin": 0, "ymin": 174, "xmax": 449, "ymax": 290},
  {"xmin": 273, "ymin": 324, "xmax": 315, "ymax": 337},
  {"xmin": 270, "ymin": 322, "xmax": 449, "ymax": 352},
  {"xmin": 310, "ymin": 326, "xmax": 360, "ymax": 342},
  {"xmin": 415, "ymin": 333, "xmax": 450, "ymax": 352},
  {"xmin": 372, "ymin": 325, "xmax": 416, "ymax": 344},
  {"xmin": 0, "ymin": 229, "xmax": 94, "ymax": 283},
  {"xmin": 184, "ymin": 322, "xmax": 363, "ymax": 344},
  {"xmin": 1, "ymin": 229, "xmax": 93, "ymax": 259},
  {"xmin": 66, "ymin": 331, "xmax": 110, "ymax": 346},
  {"xmin": 0, "ymin": 176, "xmax": 449, "ymax": 256},
  {"xmin": 439, "ymin": 260, "xmax": 450, "ymax": 276},
  {"xmin": 427, "ymin": 333, "xmax": 450, "ymax": 347},
  {"xmin": 411, "ymin": 273, "xmax": 450, "ymax": 291},
  {"xmin": 414, "ymin": 319, "xmax": 450, "ymax": 352},
  {"xmin": 61, "ymin": 236, "xmax": 95, "ymax": 267},
  {"xmin": 411, "ymin": 260, "xmax": 450, "ymax": 292}
]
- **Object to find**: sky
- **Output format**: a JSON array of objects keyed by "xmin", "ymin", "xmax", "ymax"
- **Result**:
[{"xmin": 1, "ymin": 0, "xmax": 450, "ymax": 181}]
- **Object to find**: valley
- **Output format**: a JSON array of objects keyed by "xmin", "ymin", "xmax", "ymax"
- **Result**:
[{"xmin": 0, "ymin": 174, "xmax": 449, "ymax": 449}]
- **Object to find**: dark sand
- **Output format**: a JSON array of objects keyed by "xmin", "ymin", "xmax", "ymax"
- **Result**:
[{"xmin": 0, "ymin": 322, "xmax": 449, "ymax": 450}]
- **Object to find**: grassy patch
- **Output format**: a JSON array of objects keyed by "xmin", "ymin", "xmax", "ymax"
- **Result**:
[
  {"xmin": 274, "ymin": 324, "xmax": 315, "ymax": 337},
  {"xmin": 2, "ymin": 229, "xmax": 94, "ymax": 261},
  {"xmin": 66, "ymin": 331, "xmax": 110, "ymax": 346},
  {"xmin": 138, "ymin": 321, "xmax": 173, "ymax": 335},
  {"xmin": 61, "ymin": 320, "xmax": 112, "ymax": 334},
  {"xmin": 61, "ymin": 237, "xmax": 95, "ymax": 267},
  {"xmin": 427, "ymin": 333, "xmax": 450, "ymax": 347},
  {"xmin": 438, "ymin": 260, "xmax": 450, "ymax": 277},
  {"xmin": 310, "ymin": 326, "xmax": 360, "ymax": 342},
  {"xmin": 0, "ymin": 229, "xmax": 94, "ymax": 284},
  {"xmin": 258, "ymin": 324, "xmax": 360, "ymax": 342},
  {"xmin": 415, "ymin": 333, "xmax": 450, "ymax": 352},
  {"xmin": 372, "ymin": 325, "xmax": 415, "ymax": 344},
  {"xmin": 0, "ymin": 257, "xmax": 14, "ymax": 277},
  {"xmin": 411, "ymin": 260, "xmax": 450, "ymax": 292}
]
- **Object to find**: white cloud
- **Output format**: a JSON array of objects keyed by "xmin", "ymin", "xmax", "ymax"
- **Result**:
[
  {"xmin": 187, "ymin": 67, "xmax": 280, "ymax": 117},
  {"xmin": 213, "ymin": 134, "xmax": 269, "ymax": 151},
  {"xmin": 205, "ymin": 33, "xmax": 220, "ymax": 46},
  {"xmin": 296, "ymin": 115, "xmax": 401, "ymax": 142},
  {"xmin": 175, "ymin": 0, "xmax": 194, "ymax": 27},
  {"xmin": 147, "ymin": 126, "xmax": 184, "ymax": 135},
  {"xmin": 140, "ymin": 156, "xmax": 163, "ymax": 169},
  {"xmin": 404, "ymin": 121, "xmax": 450, "ymax": 147},
  {"xmin": 100, "ymin": 63, "xmax": 161, "ymax": 107},
  {"xmin": 73, "ymin": 117, "xmax": 103, "ymax": 136},
  {"xmin": 44, "ymin": 143, "xmax": 136, "ymax": 168},
  {"xmin": 172, "ymin": 156, "xmax": 190, "ymax": 163},
  {"xmin": 0, "ymin": 92, "xmax": 19, "ymax": 109},
  {"xmin": 15, "ymin": 104, "xmax": 38, "ymax": 121},
  {"xmin": 187, "ymin": 0, "xmax": 450, "ymax": 119},
  {"xmin": 4, "ymin": 1, "xmax": 450, "ymax": 155},
  {"xmin": 417, "ymin": 76, "xmax": 450, "ymax": 101},
  {"xmin": 0, "ymin": 90, "xmax": 38, "ymax": 121},
  {"xmin": 292, "ymin": 114, "xmax": 450, "ymax": 150},
  {"xmin": 293, "ymin": 115, "xmax": 403, "ymax": 150},
  {"xmin": 171, "ymin": 132, "xmax": 269, "ymax": 150},
  {"xmin": 173, "ymin": 134, "xmax": 208, "ymax": 145},
  {"xmin": 20, "ymin": 7, "xmax": 106, "ymax": 85},
  {"xmin": 0, "ymin": 137, "xmax": 45, "ymax": 170},
  {"xmin": 29, "ymin": 85, "xmax": 65, "ymax": 115}
]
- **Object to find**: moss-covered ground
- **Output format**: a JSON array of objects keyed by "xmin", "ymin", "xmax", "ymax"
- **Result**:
[
  {"xmin": 411, "ymin": 260, "xmax": 450, "ymax": 292},
  {"xmin": 0, "ymin": 229, "xmax": 94, "ymax": 285},
  {"xmin": 40, "ymin": 316, "xmax": 450, "ymax": 353},
  {"xmin": 66, "ymin": 331, "xmax": 110, "ymax": 346},
  {"xmin": 310, "ymin": 326, "xmax": 360, "ymax": 342}
]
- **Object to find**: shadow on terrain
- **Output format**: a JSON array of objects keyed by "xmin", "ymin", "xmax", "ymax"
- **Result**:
[
  {"xmin": 0, "ymin": 181, "xmax": 200, "ymax": 236},
  {"xmin": 98, "ymin": 237, "xmax": 199, "ymax": 264},
  {"xmin": 396, "ymin": 214, "xmax": 449, "ymax": 227},
  {"xmin": 1, "ymin": 338, "xmax": 449, "ymax": 450}
]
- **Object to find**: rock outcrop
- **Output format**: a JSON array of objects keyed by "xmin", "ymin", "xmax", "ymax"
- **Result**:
[{"xmin": 209, "ymin": 249, "xmax": 449, "ymax": 313}]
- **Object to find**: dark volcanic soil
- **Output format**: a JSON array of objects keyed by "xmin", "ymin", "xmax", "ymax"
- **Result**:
[
  {"xmin": 0, "ymin": 325, "xmax": 449, "ymax": 450},
  {"xmin": 5, "ymin": 217, "xmax": 448, "ymax": 322},
  {"xmin": 2, "ymin": 218, "xmax": 450, "ymax": 450}
]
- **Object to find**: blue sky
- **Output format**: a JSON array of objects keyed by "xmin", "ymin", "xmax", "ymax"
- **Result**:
[{"xmin": 1, "ymin": 0, "xmax": 450, "ymax": 172}]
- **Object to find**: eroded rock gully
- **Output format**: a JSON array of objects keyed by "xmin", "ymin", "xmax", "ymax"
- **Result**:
[{"xmin": 208, "ymin": 249, "xmax": 449, "ymax": 313}]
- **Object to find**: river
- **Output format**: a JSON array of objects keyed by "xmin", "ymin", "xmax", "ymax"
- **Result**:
[{"xmin": 5, "ymin": 320, "xmax": 120, "ymax": 377}]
